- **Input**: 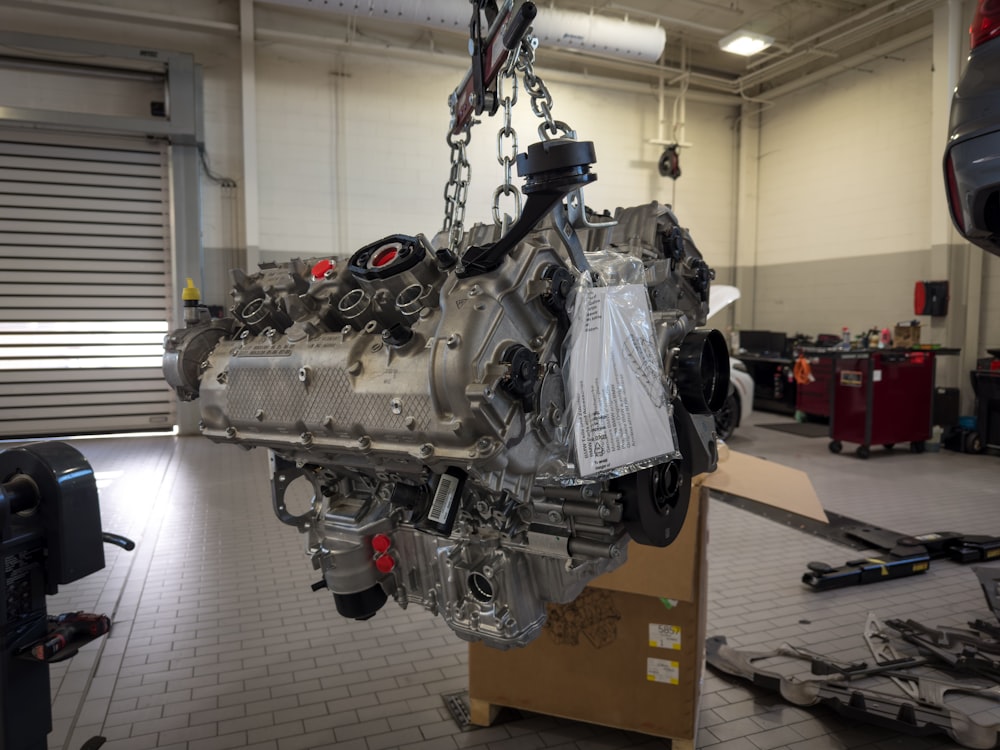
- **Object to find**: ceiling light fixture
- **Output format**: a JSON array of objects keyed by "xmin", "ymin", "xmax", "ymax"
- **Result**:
[{"xmin": 718, "ymin": 30, "xmax": 774, "ymax": 56}]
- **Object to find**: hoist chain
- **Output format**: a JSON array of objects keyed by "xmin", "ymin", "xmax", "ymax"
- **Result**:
[
  {"xmin": 516, "ymin": 38, "xmax": 574, "ymax": 141},
  {"xmin": 442, "ymin": 125, "xmax": 472, "ymax": 254},
  {"xmin": 492, "ymin": 52, "xmax": 522, "ymax": 227},
  {"xmin": 442, "ymin": 35, "xmax": 576, "ymax": 251}
]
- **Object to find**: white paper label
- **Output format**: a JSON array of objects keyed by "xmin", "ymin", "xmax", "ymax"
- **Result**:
[
  {"xmin": 568, "ymin": 285, "xmax": 675, "ymax": 477},
  {"xmin": 646, "ymin": 657, "xmax": 679, "ymax": 684},
  {"xmin": 873, "ymin": 369, "xmax": 882, "ymax": 382},
  {"xmin": 428, "ymin": 473, "xmax": 458, "ymax": 524},
  {"xmin": 648, "ymin": 623, "xmax": 682, "ymax": 650}
]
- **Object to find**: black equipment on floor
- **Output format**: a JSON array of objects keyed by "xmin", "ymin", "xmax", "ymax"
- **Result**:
[
  {"xmin": 802, "ymin": 524, "xmax": 1000, "ymax": 591},
  {"xmin": 972, "ymin": 360, "xmax": 1000, "ymax": 453},
  {"xmin": 1, "ymin": 442, "xmax": 132, "ymax": 750},
  {"xmin": 710, "ymin": 492, "xmax": 1000, "ymax": 592}
]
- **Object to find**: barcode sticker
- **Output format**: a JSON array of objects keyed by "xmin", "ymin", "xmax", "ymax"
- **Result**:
[
  {"xmin": 648, "ymin": 623, "xmax": 682, "ymax": 650},
  {"xmin": 429, "ymin": 473, "xmax": 459, "ymax": 524}
]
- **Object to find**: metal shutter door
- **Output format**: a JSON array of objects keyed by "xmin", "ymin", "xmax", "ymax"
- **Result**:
[{"xmin": 0, "ymin": 129, "xmax": 174, "ymax": 438}]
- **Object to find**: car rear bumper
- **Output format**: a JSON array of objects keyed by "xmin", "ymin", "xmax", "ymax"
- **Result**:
[
  {"xmin": 945, "ymin": 40, "xmax": 1000, "ymax": 256},
  {"xmin": 945, "ymin": 129, "xmax": 1000, "ymax": 255}
]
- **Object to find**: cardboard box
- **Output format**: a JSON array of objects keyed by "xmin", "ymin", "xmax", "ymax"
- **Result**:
[
  {"xmin": 468, "ymin": 451, "xmax": 826, "ymax": 745},
  {"xmin": 894, "ymin": 322, "xmax": 921, "ymax": 348},
  {"xmin": 469, "ymin": 483, "xmax": 709, "ymax": 743}
]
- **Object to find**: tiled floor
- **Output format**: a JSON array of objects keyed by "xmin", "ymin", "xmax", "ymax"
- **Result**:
[{"xmin": 28, "ymin": 410, "xmax": 1000, "ymax": 749}]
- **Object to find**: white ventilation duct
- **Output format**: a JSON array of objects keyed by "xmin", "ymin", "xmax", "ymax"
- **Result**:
[
  {"xmin": 258, "ymin": 0, "xmax": 666, "ymax": 63},
  {"xmin": 530, "ymin": 7, "xmax": 665, "ymax": 62}
]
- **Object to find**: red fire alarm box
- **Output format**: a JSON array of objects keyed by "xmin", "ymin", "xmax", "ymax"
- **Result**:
[{"xmin": 914, "ymin": 281, "xmax": 949, "ymax": 316}]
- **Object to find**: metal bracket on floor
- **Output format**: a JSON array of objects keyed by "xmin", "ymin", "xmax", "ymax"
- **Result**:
[{"xmin": 705, "ymin": 634, "xmax": 1000, "ymax": 749}]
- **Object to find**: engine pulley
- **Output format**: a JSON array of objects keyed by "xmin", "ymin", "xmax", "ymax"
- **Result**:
[{"xmin": 613, "ymin": 460, "xmax": 690, "ymax": 547}]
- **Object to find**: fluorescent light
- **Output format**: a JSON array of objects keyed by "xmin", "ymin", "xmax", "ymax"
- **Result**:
[{"xmin": 719, "ymin": 30, "xmax": 774, "ymax": 56}]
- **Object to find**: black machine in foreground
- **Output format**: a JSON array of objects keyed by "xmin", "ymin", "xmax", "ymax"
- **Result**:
[{"xmin": 0, "ymin": 441, "xmax": 132, "ymax": 750}]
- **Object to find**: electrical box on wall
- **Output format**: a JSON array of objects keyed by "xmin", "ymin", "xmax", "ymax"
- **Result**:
[{"xmin": 914, "ymin": 280, "xmax": 949, "ymax": 316}]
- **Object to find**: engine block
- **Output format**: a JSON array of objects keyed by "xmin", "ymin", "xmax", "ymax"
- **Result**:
[{"xmin": 165, "ymin": 172, "xmax": 727, "ymax": 648}]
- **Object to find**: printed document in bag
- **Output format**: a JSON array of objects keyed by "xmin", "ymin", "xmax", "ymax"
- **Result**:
[{"xmin": 568, "ymin": 284, "xmax": 675, "ymax": 478}]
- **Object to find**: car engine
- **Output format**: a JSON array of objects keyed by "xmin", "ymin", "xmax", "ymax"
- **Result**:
[{"xmin": 164, "ymin": 107, "xmax": 729, "ymax": 649}]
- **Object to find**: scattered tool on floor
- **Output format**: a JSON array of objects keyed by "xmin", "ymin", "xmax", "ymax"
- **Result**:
[
  {"xmin": 707, "ymin": 566, "xmax": 1000, "ymax": 749},
  {"xmin": 711, "ymin": 491, "xmax": 1000, "ymax": 591},
  {"xmin": 24, "ymin": 611, "xmax": 112, "ymax": 663},
  {"xmin": 803, "ymin": 527, "xmax": 1000, "ymax": 590}
]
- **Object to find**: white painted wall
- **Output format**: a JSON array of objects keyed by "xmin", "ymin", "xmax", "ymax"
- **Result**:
[
  {"xmin": 251, "ymin": 43, "xmax": 738, "ymax": 272},
  {"xmin": 756, "ymin": 40, "xmax": 933, "ymax": 266},
  {"xmin": 751, "ymin": 39, "xmax": 936, "ymax": 337},
  {"xmin": 0, "ymin": 2, "xmax": 737, "ymax": 300}
]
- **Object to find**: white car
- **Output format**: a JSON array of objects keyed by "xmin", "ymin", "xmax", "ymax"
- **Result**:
[
  {"xmin": 708, "ymin": 285, "xmax": 755, "ymax": 441},
  {"xmin": 715, "ymin": 358, "xmax": 753, "ymax": 441}
]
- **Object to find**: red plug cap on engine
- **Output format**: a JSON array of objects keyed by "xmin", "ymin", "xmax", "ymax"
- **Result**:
[
  {"xmin": 375, "ymin": 554, "xmax": 395, "ymax": 574},
  {"xmin": 311, "ymin": 258, "xmax": 336, "ymax": 279},
  {"xmin": 371, "ymin": 534, "xmax": 391, "ymax": 554}
]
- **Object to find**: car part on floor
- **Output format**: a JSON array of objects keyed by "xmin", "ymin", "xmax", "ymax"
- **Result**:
[
  {"xmin": 864, "ymin": 612, "xmax": 923, "ymax": 700},
  {"xmin": 976, "ymin": 566, "xmax": 1000, "ymax": 621},
  {"xmin": 884, "ymin": 618, "xmax": 1000, "ymax": 681},
  {"xmin": 0, "ymin": 442, "xmax": 132, "ymax": 750},
  {"xmin": 706, "ymin": 634, "xmax": 1000, "ymax": 749}
]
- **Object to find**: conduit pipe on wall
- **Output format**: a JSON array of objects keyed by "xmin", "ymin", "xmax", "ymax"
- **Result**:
[
  {"xmin": 257, "ymin": 0, "xmax": 667, "ymax": 63},
  {"xmin": 253, "ymin": 26, "xmax": 736, "ymax": 106}
]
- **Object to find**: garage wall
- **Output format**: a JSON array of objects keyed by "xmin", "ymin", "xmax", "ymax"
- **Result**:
[
  {"xmin": 0, "ymin": 5, "xmax": 246, "ymax": 312},
  {"xmin": 251, "ymin": 45, "xmax": 738, "ymax": 276},
  {"xmin": 0, "ymin": 3, "xmax": 738, "ymax": 312},
  {"xmin": 750, "ymin": 38, "xmax": 934, "ymax": 339}
]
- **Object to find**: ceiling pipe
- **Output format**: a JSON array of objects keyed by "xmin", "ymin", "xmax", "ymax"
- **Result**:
[
  {"xmin": 739, "ymin": 0, "xmax": 937, "ymax": 90},
  {"xmin": 759, "ymin": 27, "xmax": 931, "ymax": 100},
  {"xmin": 3, "ymin": 0, "xmax": 239, "ymax": 35},
  {"xmin": 604, "ymin": 2, "xmax": 731, "ymax": 36},
  {"xmin": 257, "ymin": 0, "xmax": 667, "ymax": 63},
  {"xmin": 254, "ymin": 26, "xmax": 739, "ymax": 106},
  {"xmin": 747, "ymin": 0, "xmax": 935, "ymax": 72},
  {"xmin": 3, "ymin": 0, "xmax": 936, "ymax": 103}
]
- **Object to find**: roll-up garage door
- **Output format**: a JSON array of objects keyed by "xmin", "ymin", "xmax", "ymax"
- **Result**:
[{"xmin": 0, "ymin": 129, "xmax": 174, "ymax": 438}]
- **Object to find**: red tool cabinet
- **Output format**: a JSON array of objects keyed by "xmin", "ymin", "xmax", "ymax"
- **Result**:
[
  {"xmin": 828, "ymin": 350, "xmax": 936, "ymax": 459},
  {"xmin": 796, "ymin": 353, "xmax": 835, "ymax": 419}
]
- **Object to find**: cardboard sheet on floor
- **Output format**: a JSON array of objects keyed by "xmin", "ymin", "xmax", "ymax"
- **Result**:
[{"xmin": 701, "ymin": 447, "xmax": 828, "ymax": 523}]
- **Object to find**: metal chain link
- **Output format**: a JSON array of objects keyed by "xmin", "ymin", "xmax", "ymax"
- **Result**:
[
  {"xmin": 442, "ymin": 126, "xmax": 472, "ymax": 253},
  {"xmin": 442, "ymin": 36, "xmax": 575, "ymax": 250},
  {"xmin": 492, "ymin": 54, "xmax": 522, "ymax": 227},
  {"xmin": 516, "ymin": 38, "xmax": 574, "ymax": 141}
]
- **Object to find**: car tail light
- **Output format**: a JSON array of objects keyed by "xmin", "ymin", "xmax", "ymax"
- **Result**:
[
  {"xmin": 970, "ymin": 0, "xmax": 1000, "ymax": 50},
  {"xmin": 944, "ymin": 151, "xmax": 965, "ymax": 232}
]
